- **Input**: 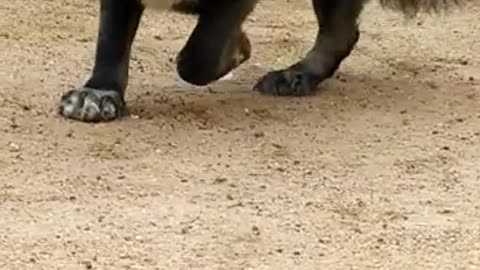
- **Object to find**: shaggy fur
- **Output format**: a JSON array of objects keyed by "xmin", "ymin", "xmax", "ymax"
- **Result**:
[{"xmin": 379, "ymin": 0, "xmax": 464, "ymax": 16}]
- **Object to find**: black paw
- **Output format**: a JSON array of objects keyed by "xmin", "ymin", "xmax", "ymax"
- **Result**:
[
  {"xmin": 58, "ymin": 88, "xmax": 125, "ymax": 122},
  {"xmin": 253, "ymin": 69, "xmax": 320, "ymax": 97}
]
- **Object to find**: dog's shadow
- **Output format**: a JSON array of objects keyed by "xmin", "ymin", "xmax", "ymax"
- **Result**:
[{"xmin": 125, "ymin": 64, "xmax": 466, "ymax": 130}]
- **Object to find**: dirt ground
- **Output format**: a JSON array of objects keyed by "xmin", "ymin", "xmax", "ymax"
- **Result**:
[{"xmin": 0, "ymin": 0, "xmax": 479, "ymax": 269}]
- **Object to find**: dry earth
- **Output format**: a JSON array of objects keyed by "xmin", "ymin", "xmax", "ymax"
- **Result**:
[{"xmin": 0, "ymin": 0, "xmax": 479, "ymax": 269}]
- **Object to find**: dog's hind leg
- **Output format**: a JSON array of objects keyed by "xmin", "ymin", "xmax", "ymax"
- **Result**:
[{"xmin": 254, "ymin": 0, "xmax": 366, "ymax": 96}]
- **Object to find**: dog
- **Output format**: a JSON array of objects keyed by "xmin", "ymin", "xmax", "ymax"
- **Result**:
[{"xmin": 58, "ymin": 0, "xmax": 465, "ymax": 122}]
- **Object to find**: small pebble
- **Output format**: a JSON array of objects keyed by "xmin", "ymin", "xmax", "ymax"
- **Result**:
[
  {"xmin": 8, "ymin": 142, "xmax": 20, "ymax": 152},
  {"xmin": 253, "ymin": 131, "xmax": 264, "ymax": 138},
  {"xmin": 82, "ymin": 261, "xmax": 93, "ymax": 269},
  {"xmin": 272, "ymin": 143, "xmax": 283, "ymax": 149},
  {"xmin": 213, "ymin": 177, "xmax": 227, "ymax": 184}
]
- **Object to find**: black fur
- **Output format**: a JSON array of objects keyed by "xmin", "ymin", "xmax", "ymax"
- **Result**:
[
  {"xmin": 59, "ymin": 0, "xmax": 256, "ymax": 122},
  {"xmin": 58, "ymin": 0, "xmax": 463, "ymax": 122}
]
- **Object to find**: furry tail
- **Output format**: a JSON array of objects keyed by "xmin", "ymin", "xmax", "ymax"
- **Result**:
[{"xmin": 378, "ymin": 0, "xmax": 464, "ymax": 16}]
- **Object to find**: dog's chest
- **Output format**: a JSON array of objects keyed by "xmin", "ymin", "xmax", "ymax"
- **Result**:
[{"xmin": 140, "ymin": 0, "xmax": 180, "ymax": 10}]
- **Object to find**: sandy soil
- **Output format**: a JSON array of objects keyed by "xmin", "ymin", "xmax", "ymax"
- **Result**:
[{"xmin": 0, "ymin": 0, "xmax": 479, "ymax": 269}]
